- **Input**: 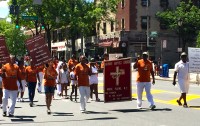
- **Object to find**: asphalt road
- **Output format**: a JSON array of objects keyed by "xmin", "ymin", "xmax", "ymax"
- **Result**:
[{"xmin": 1, "ymin": 73, "xmax": 200, "ymax": 126}]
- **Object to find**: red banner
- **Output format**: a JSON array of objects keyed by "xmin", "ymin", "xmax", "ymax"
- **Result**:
[
  {"xmin": 25, "ymin": 35, "xmax": 52, "ymax": 67},
  {"xmin": 0, "ymin": 36, "xmax": 10, "ymax": 64},
  {"xmin": 104, "ymin": 58, "xmax": 132, "ymax": 103}
]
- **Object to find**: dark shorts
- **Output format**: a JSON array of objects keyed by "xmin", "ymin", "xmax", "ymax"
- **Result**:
[{"xmin": 44, "ymin": 86, "xmax": 55, "ymax": 94}]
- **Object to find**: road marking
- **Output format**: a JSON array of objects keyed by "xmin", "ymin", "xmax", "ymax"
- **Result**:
[{"xmin": 98, "ymin": 84, "xmax": 200, "ymax": 109}]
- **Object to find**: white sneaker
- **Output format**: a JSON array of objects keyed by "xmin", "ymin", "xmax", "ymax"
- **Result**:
[
  {"xmin": 16, "ymin": 98, "xmax": 20, "ymax": 102},
  {"xmin": 137, "ymin": 106, "xmax": 142, "ymax": 109},
  {"xmin": 20, "ymin": 98, "xmax": 24, "ymax": 102}
]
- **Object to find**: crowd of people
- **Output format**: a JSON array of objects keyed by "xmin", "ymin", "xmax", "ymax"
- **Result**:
[
  {"xmin": 0, "ymin": 52, "xmax": 190, "ymax": 117},
  {"xmin": 0, "ymin": 53, "xmax": 105, "ymax": 117}
]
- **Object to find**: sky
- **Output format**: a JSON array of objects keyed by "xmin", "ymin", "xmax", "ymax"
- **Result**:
[
  {"xmin": 0, "ymin": 0, "xmax": 94, "ymax": 18},
  {"xmin": 0, "ymin": 0, "xmax": 9, "ymax": 18}
]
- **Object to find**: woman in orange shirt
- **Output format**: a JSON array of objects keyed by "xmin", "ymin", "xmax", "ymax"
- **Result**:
[
  {"xmin": 43, "ymin": 60, "xmax": 58, "ymax": 114},
  {"xmin": 25, "ymin": 62, "xmax": 39, "ymax": 107}
]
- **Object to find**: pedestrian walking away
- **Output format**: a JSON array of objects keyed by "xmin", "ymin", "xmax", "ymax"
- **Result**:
[
  {"xmin": 74, "ymin": 55, "xmax": 91, "ymax": 113},
  {"xmin": 173, "ymin": 52, "xmax": 190, "ymax": 108},
  {"xmin": 89, "ymin": 58, "xmax": 100, "ymax": 102},
  {"xmin": 59, "ymin": 63, "xmax": 70, "ymax": 99},
  {"xmin": 16, "ymin": 61, "xmax": 27, "ymax": 102},
  {"xmin": 1, "ymin": 55, "xmax": 23, "ymax": 117},
  {"xmin": 25, "ymin": 61, "xmax": 39, "ymax": 107},
  {"xmin": 43, "ymin": 60, "xmax": 58, "ymax": 114},
  {"xmin": 133, "ymin": 52, "xmax": 156, "ymax": 110},
  {"xmin": 70, "ymin": 67, "xmax": 78, "ymax": 102}
]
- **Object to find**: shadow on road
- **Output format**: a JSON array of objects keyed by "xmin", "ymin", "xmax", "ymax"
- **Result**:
[
  {"xmin": 86, "ymin": 117, "xmax": 117, "ymax": 120},
  {"xmin": 53, "ymin": 112, "xmax": 74, "ymax": 116},
  {"xmin": 11, "ymin": 115, "xmax": 36, "ymax": 122},
  {"xmin": 111, "ymin": 109, "xmax": 148, "ymax": 113},
  {"xmin": 84, "ymin": 111, "xmax": 109, "ymax": 114},
  {"xmin": 189, "ymin": 106, "xmax": 200, "ymax": 108}
]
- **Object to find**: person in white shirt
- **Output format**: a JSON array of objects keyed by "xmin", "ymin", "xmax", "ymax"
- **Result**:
[
  {"xmin": 173, "ymin": 52, "xmax": 190, "ymax": 108},
  {"xmin": 89, "ymin": 58, "xmax": 100, "ymax": 102},
  {"xmin": 59, "ymin": 63, "xmax": 70, "ymax": 98},
  {"xmin": 56, "ymin": 57, "xmax": 65, "ymax": 96},
  {"xmin": 69, "ymin": 67, "xmax": 78, "ymax": 102}
]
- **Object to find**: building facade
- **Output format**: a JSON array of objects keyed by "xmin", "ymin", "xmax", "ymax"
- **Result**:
[{"xmin": 96, "ymin": 0, "xmax": 181, "ymax": 67}]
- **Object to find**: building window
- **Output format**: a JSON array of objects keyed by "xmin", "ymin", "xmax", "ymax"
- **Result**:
[
  {"xmin": 97, "ymin": 23, "xmax": 100, "ymax": 32},
  {"xmin": 121, "ymin": 0, "xmax": 125, "ymax": 8},
  {"xmin": 121, "ymin": 18, "xmax": 125, "ymax": 29},
  {"xmin": 53, "ymin": 30, "xmax": 57, "ymax": 42},
  {"xmin": 141, "ymin": 0, "xmax": 150, "ymax": 7},
  {"xmin": 160, "ymin": 0, "xmax": 169, "ymax": 8},
  {"xmin": 160, "ymin": 20, "xmax": 167, "ymax": 30},
  {"xmin": 103, "ymin": 22, "xmax": 107, "ymax": 34},
  {"xmin": 141, "ymin": 16, "xmax": 150, "ymax": 29},
  {"xmin": 111, "ymin": 21, "xmax": 114, "ymax": 32}
]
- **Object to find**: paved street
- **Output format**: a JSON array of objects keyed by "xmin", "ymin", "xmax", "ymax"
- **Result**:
[{"xmin": 1, "ymin": 72, "xmax": 200, "ymax": 126}]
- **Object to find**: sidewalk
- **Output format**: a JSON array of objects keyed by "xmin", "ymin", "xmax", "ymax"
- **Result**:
[{"xmin": 154, "ymin": 69, "xmax": 198, "ymax": 84}]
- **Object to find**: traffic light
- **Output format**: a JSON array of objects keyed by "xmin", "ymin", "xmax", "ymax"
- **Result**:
[
  {"xmin": 41, "ymin": 19, "xmax": 45, "ymax": 29},
  {"xmin": 15, "ymin": 19, "xmax": 19, "ymax": 29},
  {"xmin": 14, "ymin": 5, "xmax": 19, "ymax": 15},
  {"xmin": 9, "ymin": 5, "xmax": 15, "ymax": 15}
]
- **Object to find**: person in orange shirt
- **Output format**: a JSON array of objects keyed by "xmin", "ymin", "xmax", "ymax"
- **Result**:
[
  {"xmin": 43, "ymin": 60, "xmax": 58, "ymax": 114},
  {"xmin": 133, "ymin": 52, "xmax": 156, "ymax": 110},
  {"xmin": 68, "ymin": 54, "xmax": 78, "ymax": 72},
  {"xmin": 36, "ymin": 65, "xmax": 44, "ymax": 93},
  {"xmin": 2, "ymin": 55, "xmax": 22, "ymax": 117},
  {"xmin": 100, "ymin": 53, "xmax": 109, "ymax": 72},
  {"xmin": 16, "ymin": 61, "xmax": 26, "ymax": 102},
  {"xmin": 25, "ymin": 61, "xmax": 39, "ymax": 107},
  {"xmin": 74, "ymin": 55, "xmax": 91, "ymax": 113}
]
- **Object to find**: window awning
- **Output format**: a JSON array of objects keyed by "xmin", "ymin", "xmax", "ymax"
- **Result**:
[{"xmin": 98, "ymin": 41, "xmax": 113, "ymax": 47}]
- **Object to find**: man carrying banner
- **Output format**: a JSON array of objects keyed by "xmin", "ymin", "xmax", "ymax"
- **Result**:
[
  {"xmin": 173, "ymin": 52, "xmax": 189, "ymax": 108},
  {"xmin": 133, "ymin": 52, "xmax": 156, "ymax": 110},
  {"xmin": 2, "ymin": 55, "xmax": 23, "ymax": 117}
]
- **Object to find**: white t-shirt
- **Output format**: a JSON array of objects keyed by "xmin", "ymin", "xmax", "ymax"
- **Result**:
[
  {"xmin": 59, "ymin": 69, "xmax": 69, "ymax": 83},
  {"xmin": 70, "ymin": 71, "xmax": 77, "ymax": 85}
]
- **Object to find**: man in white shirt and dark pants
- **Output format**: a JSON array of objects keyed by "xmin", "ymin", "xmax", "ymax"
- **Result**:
[{"xmin": 173, "ymin": 52, "xmax": 190, "ymax": 108}]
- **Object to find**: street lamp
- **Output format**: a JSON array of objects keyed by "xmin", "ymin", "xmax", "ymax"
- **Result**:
[{"xmin": 177, "ymin": 18, "xmax": 183, "ymax": 57}]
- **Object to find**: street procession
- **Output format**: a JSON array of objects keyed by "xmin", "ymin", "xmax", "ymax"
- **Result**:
[{"xmin": 1, "ymin": 0, "xmax": 200, "ymax": 126}]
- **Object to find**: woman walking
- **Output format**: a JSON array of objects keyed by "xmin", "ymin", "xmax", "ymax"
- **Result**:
[
  {"xmin": 25, "ymin": 62, "xmax": 39, "ymax": 107},
  {"xmin": 70, "ymin": 67, "xmax": 78, "ymax": 102},
  {"xmin": 59, "ymin": 63, "xmax": 70, "ymax": 99},
  {"xmin": 43, "ymin": 60, "xmax": 58, "ymax": 114}
]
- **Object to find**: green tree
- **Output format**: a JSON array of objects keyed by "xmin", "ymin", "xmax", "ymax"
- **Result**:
[
  {"xmin": 0, "ymin": 20, "xmax": 28, "ymax": 56},
  {"xmin": 156, "ymin": 1, "xmax": 200, "ymax": 51},
  {"xmin": 197, "ymin": 32, "xmax": 200, "ymax": 47},
  {"xmin": 12, "ymin": 0, "xmax": 120, "ymax": 54}
]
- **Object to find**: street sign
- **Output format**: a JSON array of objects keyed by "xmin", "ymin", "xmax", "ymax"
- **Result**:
[{"xmin": 22, "ymin": 16, "xmax": 38, "ymax": 20}]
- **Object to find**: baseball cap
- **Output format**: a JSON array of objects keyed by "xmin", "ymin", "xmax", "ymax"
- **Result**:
[
  {"xmin": 142, "ymin": 52, "xmax": 148, "ymax": 55},
  {"xmin": 181, "ymin": 52, "xmax": 187, "ymax": 56}
]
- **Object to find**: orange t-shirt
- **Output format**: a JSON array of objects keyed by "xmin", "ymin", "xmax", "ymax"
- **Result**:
[
  {"xmin": 74, "ymin": 63, "xmax": 90, "ymax": 87},
  {"xmin": 37, "ymin": 65, "xmax": 44, "ymax": 73},
  {"xmin": 43, "ymin": 67, "xmax": 58, "ymax": 86},
  {"xmin": 136, "ymin": 59, "xmax": 153, "ymax": 82},
  {"xmin": 19, "ymin": 66, "xmax": 26, "ymax": 80},
  {"xmin": 26, "ymin": 66, "xmax": 38, "ymax": 82},
  {"xmin": 68, "ymin": 59, "xmax": 78, "ymax": 72},
  {"xmin": 2, "ymin": 63, "xmax": 20, "ymax": 90}
]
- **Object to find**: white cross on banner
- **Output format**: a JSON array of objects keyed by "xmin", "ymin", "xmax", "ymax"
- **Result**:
[{"xmin": 104, "ymin": 58, "xmax": 132, "ymax": 103}]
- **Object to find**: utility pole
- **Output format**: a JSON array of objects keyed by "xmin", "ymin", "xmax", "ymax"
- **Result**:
[{"xmin": 146, "ymin": 0, "xmax": 150, "ymax": 50}]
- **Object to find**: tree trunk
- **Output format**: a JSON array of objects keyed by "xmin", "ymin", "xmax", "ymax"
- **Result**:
[{"xmin": 71, "ymin": 36, "xmax": 76, "ymax": 55}]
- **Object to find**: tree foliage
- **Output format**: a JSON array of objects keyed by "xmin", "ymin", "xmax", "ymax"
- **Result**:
[
  {"xmin": 156, "ymin": 0, "xmax": 200, "ymax": 51},
  {"xmin": 11, "ymin": 0, "xmax": 120, "ymax": 53},
  {"xmin": 0, "ymin": 20, "xmax": 28, "ymax": 56}
]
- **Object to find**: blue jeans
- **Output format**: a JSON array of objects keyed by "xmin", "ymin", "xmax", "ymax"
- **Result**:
[{"xmin": 27, "ymin": 82, "xmax": 37, "ymax": 102}]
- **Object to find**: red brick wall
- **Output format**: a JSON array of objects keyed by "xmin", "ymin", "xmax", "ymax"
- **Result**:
[{"xmin": 116, "ymin": 0, "xmax": 137, "ymax": 31}]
